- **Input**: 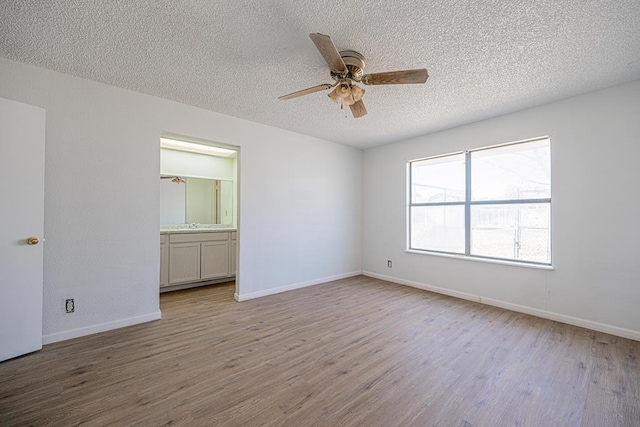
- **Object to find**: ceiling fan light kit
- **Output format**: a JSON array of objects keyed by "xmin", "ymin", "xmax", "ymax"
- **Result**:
[
  {"xmin": 328, "ymin": 83, "xmax": 364, "ymax": 109},
  {"xmin": 278, "ymin": 33, "xmax": 429, "ymax": 118}
]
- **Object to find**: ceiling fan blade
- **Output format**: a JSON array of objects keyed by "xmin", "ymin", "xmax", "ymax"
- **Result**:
[
  {"xmin": 349, "ymin": 99, "xmax": 367, "ymax": 118},
  {"xmin": 278, "ymin": 84, "xmax": 332, "ymax": 100},
  {"xmin": 362, "ymin": 69, "xmax": 429, "ymax": 85},
  {"xmin": 309, "ymin": 33, "xmax": 348, "ymax": 73}
]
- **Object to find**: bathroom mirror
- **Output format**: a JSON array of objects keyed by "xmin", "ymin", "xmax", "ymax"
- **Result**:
[{"xmin": 160, "ymin": 176, "xmax": 234, "ymax": 226}]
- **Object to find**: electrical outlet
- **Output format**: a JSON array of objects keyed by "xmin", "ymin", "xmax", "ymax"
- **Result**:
[
  {"xmin": 387, "ymin": 260, "xmax": 392, "ymax": 268},
  {"xmin": 65, "ymin": 299, "xmax": 74, "ymax": 314}
]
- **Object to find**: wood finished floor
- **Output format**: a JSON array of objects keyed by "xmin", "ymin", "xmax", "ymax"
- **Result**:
[{"xmin": 1, "ymin": 276, "xmax": 639, "ymax": 426}]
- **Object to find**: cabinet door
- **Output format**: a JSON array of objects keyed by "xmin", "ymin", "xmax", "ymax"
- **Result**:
[
  {"xmin": 201, "ymin": 241, "xmax": 229, "ymax": 280},
  {"xmin": 230, "ymin": 240, "xmax": 237, "ymax": 276},
  {"xmin": 169, "ymin": 243, "xmax": 201, "ymax": 285},
  {"xmin": 160, "ymin": 243, "xmax": 169, "ymax": 287}
]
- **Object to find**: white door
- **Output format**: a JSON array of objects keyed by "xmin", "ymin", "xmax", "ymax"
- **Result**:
[{"xmin": 0, "ymin": 97, "xmax": 45, "ymax": 362}]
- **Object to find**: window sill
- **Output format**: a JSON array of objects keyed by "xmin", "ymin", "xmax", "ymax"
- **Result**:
[{"xmin": 405, "ymin": 249, "xmax": 555, "ymax": 270}]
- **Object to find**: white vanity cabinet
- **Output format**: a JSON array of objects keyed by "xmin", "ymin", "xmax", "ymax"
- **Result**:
[
  {"xmin": 160, "ymin": 231, "xmax": 235, "ymax": 289},
  {"xmin": 160, "ymin": 235, "xmax": 169, "ymax": 287},
  {"xmin": 201, "ymin": 239, "xmax": 229, "ymax": 280},
  {"xmin": 169, "ymin": 241, "xmax": 202, "ymax": 285},
  {"xmin": 230, "ymin": 231, "xmax": 237, "ymax": 276}
]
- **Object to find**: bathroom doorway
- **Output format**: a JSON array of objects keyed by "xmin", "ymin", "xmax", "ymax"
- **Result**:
[{"xmin": 158, "ymin": 134, "xmax": 239, "ymax": 299}]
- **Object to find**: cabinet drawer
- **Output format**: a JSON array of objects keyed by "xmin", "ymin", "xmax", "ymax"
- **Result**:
[
  {"xmin": 170, "ymin": 232, "xmax": 229, "ymax": 244},
  {"xmin": 160, "ymin": 234, "xmax": 167, "ymax": 244},
  {"xmin": 231, "ymin": 231, "xmax": 237, "ymax": 240}
]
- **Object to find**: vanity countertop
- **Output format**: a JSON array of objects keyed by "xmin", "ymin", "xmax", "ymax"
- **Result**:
[{"xmin": 161, "ymin": 227, "xmax": 236, "ymax": 235}]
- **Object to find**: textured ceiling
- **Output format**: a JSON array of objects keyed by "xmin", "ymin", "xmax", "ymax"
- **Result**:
[{"xmin": 1, "ymin": 1, "xmax": 640, "ymax": 149}]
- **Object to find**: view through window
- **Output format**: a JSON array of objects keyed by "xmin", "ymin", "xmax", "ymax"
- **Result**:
[{"xmin": 409, "ymin": 137, "xmax": 551, "ymax": 265}]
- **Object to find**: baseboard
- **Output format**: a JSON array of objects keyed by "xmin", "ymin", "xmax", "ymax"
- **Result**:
[
  {"xmin": 479, "ymin": 297, "xmax": 640, "ymax": 342},
  {"xmin": 235, "ymin": 270, "xmax": 362, "ymax": 302},
  {"xmin": 42, "ymin": 311, "xmax": 162, "ymax": 345},
  {"xmin": 362, "ymin": 271, "xmax": 640, "ymax": 342},
  {"xmin": 161, "ymin": 278, "xmax": 234, "ymax": 293},
  {"xmin": 362, "ymin": 271, "xmax": 482, "ymax": 303}
]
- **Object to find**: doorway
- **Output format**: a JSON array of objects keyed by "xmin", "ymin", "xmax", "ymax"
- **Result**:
[{"xmin": 158, "ymin": 134, "xmax": 239, "ymax": 299}]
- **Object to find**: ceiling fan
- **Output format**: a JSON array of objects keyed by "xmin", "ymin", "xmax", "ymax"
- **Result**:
[{"xmin": 278, "ymin": 33, "xmax": 429, "ymax": 118}]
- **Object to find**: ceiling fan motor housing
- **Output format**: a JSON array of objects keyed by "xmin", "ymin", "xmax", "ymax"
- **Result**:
[{"xmin": 337, "ymin": 50, "xmax": 366, "ymax": 81}]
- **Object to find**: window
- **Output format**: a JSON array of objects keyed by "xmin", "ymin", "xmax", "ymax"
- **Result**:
[{"xmin": 409, "ymin": 137, "xmax": 551, "ymax": 265}]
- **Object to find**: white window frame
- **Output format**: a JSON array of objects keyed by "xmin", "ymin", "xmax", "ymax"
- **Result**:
[{"xmin": 408, "ymin": 137, "xmax": 551, "ymax": 266}]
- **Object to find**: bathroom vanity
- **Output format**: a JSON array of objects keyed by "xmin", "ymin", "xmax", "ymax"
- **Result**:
[{"xmin": 160, "ymin": 227, "xmax": 236, "ymax": 292}]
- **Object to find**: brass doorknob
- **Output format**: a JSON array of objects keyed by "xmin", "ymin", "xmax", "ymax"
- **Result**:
[{"xmin": 26, "ymin": 236, "xmax": 39, "ymax": 245}]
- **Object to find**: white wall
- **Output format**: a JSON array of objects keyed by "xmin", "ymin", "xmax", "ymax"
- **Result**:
[
  {"xmin": 160, "ymin": 148, "xmax": 235, "ymax": 180},
  {"xmin": 0, "ymin": 57, "xmax": 362, "ymax": 342},
  {"xmin": 363, "ymin": 79, "xmax": 640, "ymax": 339}
]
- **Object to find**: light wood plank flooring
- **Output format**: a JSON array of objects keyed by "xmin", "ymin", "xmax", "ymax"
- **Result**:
[{"xmin": 1, "ymin": 276, "xmax": 639, "ymax": 426}]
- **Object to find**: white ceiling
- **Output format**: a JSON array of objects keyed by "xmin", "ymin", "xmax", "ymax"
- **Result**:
[{"xmin": 1, "ymin": 1, "xmax": 640, "ymax": 149}]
